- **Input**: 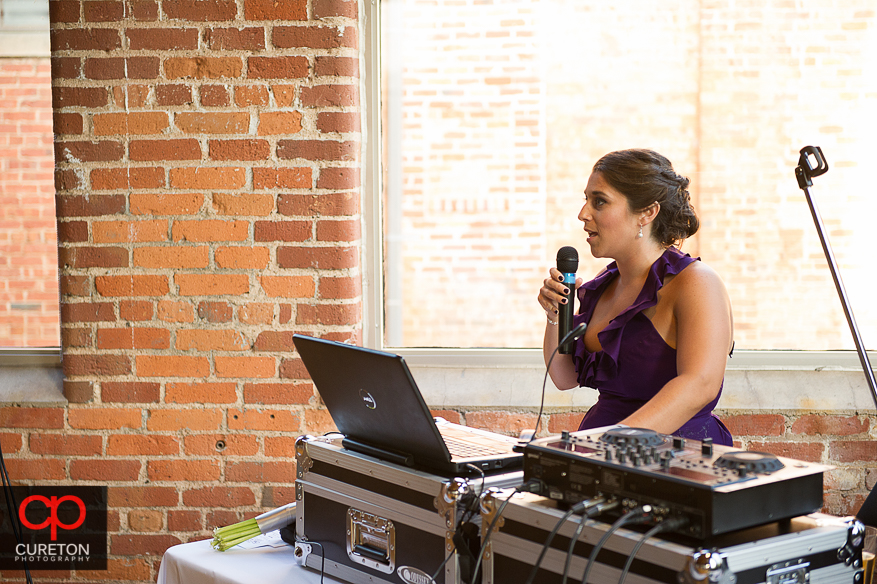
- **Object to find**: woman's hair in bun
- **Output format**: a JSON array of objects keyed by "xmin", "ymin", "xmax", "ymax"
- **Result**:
[{"xmin": 592, "ymin": 149, "xmax": 699, "ymax": 247}]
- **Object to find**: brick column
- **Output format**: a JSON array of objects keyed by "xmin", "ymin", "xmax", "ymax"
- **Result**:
[{"xmin": 10, "ymin": 0, "xmax": 364, "ymax": 579}]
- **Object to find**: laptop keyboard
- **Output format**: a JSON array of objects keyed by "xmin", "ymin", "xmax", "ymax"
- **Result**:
[{"xmin": 444, "ymin": 435, "xmax": 509, "ymax": 458}]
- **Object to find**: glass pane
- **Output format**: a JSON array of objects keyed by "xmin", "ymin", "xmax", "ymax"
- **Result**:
[
  {"xmin": 0, "ymin": 54, "xmax": 60, "ymax": 347},
  {"xmin": 381, "ymin": 0, "xmax": 877, "ymax": 350},
  {"xmin": 0, "ymin": 0, "xmax": 50, "ymax": 30}
]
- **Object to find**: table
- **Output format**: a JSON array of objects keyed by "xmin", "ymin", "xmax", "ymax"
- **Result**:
[{"xmin": 156, "ymin": 537, "xmax": 342, "ymax": 584}]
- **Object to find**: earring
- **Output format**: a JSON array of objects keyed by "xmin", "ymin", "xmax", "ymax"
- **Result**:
[{"xmin": 637, "ymin": 225, "xmax": 643, "ymax": 239}]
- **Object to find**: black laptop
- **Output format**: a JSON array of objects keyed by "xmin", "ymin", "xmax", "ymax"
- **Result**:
[{"xmin": 292, "ymin": 334, "xmax": 522, "ymax": 475}]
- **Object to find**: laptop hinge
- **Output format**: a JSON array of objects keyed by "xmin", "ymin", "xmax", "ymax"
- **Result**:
[{"xmin": 341, "ymin": 437, "xmax": 415, "ymax": 467}]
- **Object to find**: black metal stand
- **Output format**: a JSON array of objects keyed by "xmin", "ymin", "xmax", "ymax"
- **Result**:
[{"xmin": 795, "ymin": 146, "xmax": 877, "ymax": 410}]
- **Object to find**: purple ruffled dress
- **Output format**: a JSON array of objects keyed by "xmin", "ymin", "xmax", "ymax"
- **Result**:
[{"xmin": 572, "ymin": 247, "xmax": 733, "ymax": 446}]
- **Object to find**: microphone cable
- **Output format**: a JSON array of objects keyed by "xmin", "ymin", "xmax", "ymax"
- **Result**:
[
  {"xmin": 579, "ymin": 506, "xmax": 654, "ymax": 584},
  {"xmin": 530, "ymin": 323, "xmax": 587, "ymax": 442},
  {"xmin": 616, "ymin": 516, "xmax": 689, "ymax": 584},
  {"xmin": 561, "ymin": 499, "xmax": 621, "ymax": 584}
]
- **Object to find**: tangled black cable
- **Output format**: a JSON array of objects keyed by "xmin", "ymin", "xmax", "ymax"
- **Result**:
[
  {"xmin": 522, "ymin": 500, "xmax": 589, "ymax": 584},
  {"xmin": 579, "ymin": 506, "xmax": 653, "ymax": 584},
  {"xmin": 561, "ymin": 499, "xmax": 620, "ymax": 584},
  {"xmin": 616, "ymin": 517, "xmax": 689, "ymax": 584},
  {"xmin": 429, "ymin": 464, "xmax": 487, "ymax": 583}
]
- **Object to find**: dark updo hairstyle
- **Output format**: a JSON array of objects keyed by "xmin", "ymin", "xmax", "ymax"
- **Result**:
[{"xmin": 592, "ymin": 149, "xmax": 699, "ymax": 248}]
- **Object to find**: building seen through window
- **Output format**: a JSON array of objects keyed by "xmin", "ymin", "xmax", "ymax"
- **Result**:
[
  {"xmin": 0, "ymin": 0, "xmax": 57, "ymax": 348},
  {"xmin": 380, "ymin": 0, "xmax": 877, "ymax": 351}
]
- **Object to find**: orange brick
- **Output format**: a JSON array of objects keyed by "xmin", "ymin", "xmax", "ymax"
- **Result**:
[
  {"xmin": 723, "ymin": 414, "xmax": 786, "ymax": 437},
  {"xmin": 148, "ymin": 459, "xmax": 221, "ymax": 482},
  {"xmin": 791, "ymin": 415, "xmax": 869, "ymax": 436},
  {"xmin": 215, "ymin": 356, "xmax": 275, "ymax": 378},
  {"xmin": 228, "ymin": 408, "xmax": 300, "ymax": 431},
  {"xmin": 547, "ymin": 412, "xmax": 582, "ymax": 433},
  {"xmin": 93, "ymin": 220, "xmax": 168, "ymax": 243},
  {"xmin": 303, "ymin": 408, "xmax": 336, "ymax": 434},
  {"xmin": 147, "ymin": 408, "xmax": 223, "ymax": 432},
  {"xmin": 182, "ymin": 486, "xmax": 257, "ymax": 508},
  {"xmin": 166, "ymin": 382, "xmax": 238, "ymax": 404},
  {"xmin": 465, "ymin": 411, "xmax": 537, "ymax": 437},
  {"xmin": 0, "ymin": 407, "xmax": 64, "ymax": 429},
  {"xmin": 136, "ymin": 355, "xmax": 211, "ymax": 378},
  {"xmin": 70, "ymin": 459, "xmax": 142, "ymax": 481},
  {"xmin": 5, "ymin": 459, "xmax": 66, "ymax": 481},
  {"xmin": 107, "ymin": 435, "xmax": 180, "ymax": 456},
  {"xmin": 184, "ymin": 434, "xmax": 260, "ymax": 457},
  {"xmin": 176, "ymin": 329, "xmax": 249, "ymax": 351},
  {"xmin": 176, "ymin": 274, "xmax": 250, "ymax": 296},
  {"xmin": 264, "ymin": 436, "xmax": 296, "ymax": 458},
  {"xmin": 110, "ymin": 534, "xmax": 183, "ymax": 557},
  {"xmin": 244, "ymin": 382, "xmax": 313, "ymax": 405},
  {"xmin": 165, "ymin": 57, "xmax": 243, "ymax": 79},
  {"xmin": 93, "ymin": 112, "xmax": 169, "ymax": 135},
  {"xmin": 272, "ymin": 85, "xmax": 296, "ymax": 107},
  {"xmin": 235, "ymin": 85, "xmax": 269, "ymax": 106},
  {"xmin": 215, "ymin": 246, "xmax": 270, "ymax": 269},
  {"xmin": 95, "ymin": 275, "xmax": 170, "ymax": 297},
  {"xmin": 175, "ymin": 112, "xmax": 248, "ymax": 134},
  {"xmin": 172, "ymin": 220, "xmax": 249, "ymax": 242},
  {"xmin": 108, "ymin": 486, "xmax": 180, "ymax": 507},
  {"xmin": 169, "ymin": 167, "xmax": 246, "ymax": 189},
  {"xmin": 133, "ymin": 246, "xmax": 209, "ymax": 269},
  {"xmin": 157, "ymin": 300, "xmax": 195, "ymax": 323},
  {"xmin": 259, "ymin": 276, "xmax": 315, "ymax": 298},
  {"xmin": 68, "ymin": 408, "xmax": 142, "ymax": 430},
  {"xmin": 252, "ymin": 167, "xmax": 311, "ymax": 189},
  {"xmin": 211, "ymin": 192, "xmax": 274, "ymax": 216},
  {"xmin": 130, "ymin": 193, "xmax": 204, "ymax": 215},
  {"xmin": 96, "ymin": 327, "xmax": 171, "ymax": 350},
  {"xmin": 120, "ymin": 300, "xmax": 154, "ymax": 321},
  {"xmin": 0, "ymin": 433, "xmax": 23, "ymax": 454},
  {"xmin": 238, "ymin": 303, "xmax": 273, "ymax": 324},
  {"xmin": 226, "ymin": 461, "xmax": 295, "ymax": 483},
  {"xmin": 30, "ymin": 434, "xmax": 103, "ymax": 456},
  {"xmin": 128, "ymin": 509, "xmax": 164, "ymax": 532},
  {"xmin": 257, "ymin": 111, "xmax": 302, "ymax": 135}
]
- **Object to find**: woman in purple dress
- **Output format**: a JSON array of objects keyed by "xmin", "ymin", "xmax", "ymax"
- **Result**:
[{"xmin": 537, "ymin": 149, "xmax": 733, "ymax": 445}]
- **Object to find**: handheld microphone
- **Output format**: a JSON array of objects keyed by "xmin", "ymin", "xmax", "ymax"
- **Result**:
[
  {"xmin": 556, "ymin": 246, "xmax": 579, "ymax": 354},
  {"xmin": 527, "ymin": 322, "xmax": 587, "ymax": 444}
]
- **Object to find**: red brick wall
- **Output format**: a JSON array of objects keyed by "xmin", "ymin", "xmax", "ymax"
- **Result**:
[
  {"xmin": 2, "ymin": 0, "xmax": 359, "ymax": 581},
  {"xmin": 0, "ymin": 58, "xmax": 59, "ymax": 346}
]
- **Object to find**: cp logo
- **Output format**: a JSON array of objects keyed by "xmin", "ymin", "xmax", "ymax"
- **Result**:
[{"xmin": 19, "ymin": 495, "xmax": 86, "ymax": 541}]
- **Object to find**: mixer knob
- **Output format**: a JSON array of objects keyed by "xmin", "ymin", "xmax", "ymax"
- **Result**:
[
  {"xmin": 701, "ymin": 438, "xmax": 713, "ymax": 457},
  {"xmin": 561, "ymin": 431, "xmax": 571, "ymax": 442}
]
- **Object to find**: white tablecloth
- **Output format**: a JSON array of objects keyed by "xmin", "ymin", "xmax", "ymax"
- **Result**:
[{"xmin": 156, "ymin": 537, "xmax": 342, "ymax": 584}]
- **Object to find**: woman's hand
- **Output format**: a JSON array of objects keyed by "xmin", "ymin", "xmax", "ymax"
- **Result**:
[
  {"xmin": 537, "ymin": 268, "xmax": 573, "ymax": 324},
  {"xmin": 539, "ymin": 268, "xmax": 584, "ymax": 390}
]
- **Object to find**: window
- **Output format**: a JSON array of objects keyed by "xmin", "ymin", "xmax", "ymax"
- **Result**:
[
  {"xmin": 0, "ymin": 0, "xmax": 58, "ymax": 349},
  {"xmin": 372, "ymin": 0, "xmax": 877, "ymax": 356}
]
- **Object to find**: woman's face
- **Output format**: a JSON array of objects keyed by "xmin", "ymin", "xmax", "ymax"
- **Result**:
[{"xmin": 578, "ymin": 171, "xmax": 640, "ymax": 259}]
